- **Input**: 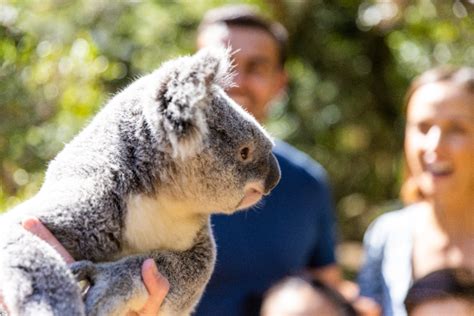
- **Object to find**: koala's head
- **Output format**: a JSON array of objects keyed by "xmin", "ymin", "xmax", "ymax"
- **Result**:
[{"xmin": 143, "ymin": 47, "xmax": 280, "ymax": 214}]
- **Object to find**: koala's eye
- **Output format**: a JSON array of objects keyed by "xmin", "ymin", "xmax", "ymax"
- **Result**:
[{"xmin": 240, "ymin": 147, "xmax": 250, "ymax": 161}]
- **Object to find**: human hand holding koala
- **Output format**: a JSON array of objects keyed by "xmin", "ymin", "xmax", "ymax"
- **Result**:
[
  {"xmin": 0, "ymin": 47, "xmax": 280, "ymax": 316},
  {"xmin": 0, "ymin": 218, "xmax": 169, "ymax": 315}
]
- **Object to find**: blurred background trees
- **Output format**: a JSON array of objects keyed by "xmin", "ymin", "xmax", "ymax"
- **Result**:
[{"xmin": 1, "ymin": 0, "xmax": 473, "ymax": 255}]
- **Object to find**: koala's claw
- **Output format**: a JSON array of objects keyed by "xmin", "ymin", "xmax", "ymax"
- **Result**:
[{"xmin": 70, "ymin": 260, "xmax": 97, "ymax": 282}]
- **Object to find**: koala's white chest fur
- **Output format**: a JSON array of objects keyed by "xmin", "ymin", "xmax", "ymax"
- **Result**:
[{"xmin": 120, "ymin": 193, "xmax": 205, "ymax": 256}]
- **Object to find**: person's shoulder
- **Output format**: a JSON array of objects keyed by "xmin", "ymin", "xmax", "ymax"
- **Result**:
[
  {"xmin": 273, "ymin": 140, "xmax": 328, "ymax": 183},
  {"xmin": 373, "ymin": 204, "xmax": 419, "ymax": 225},
  {"xmin": 366, "ymin": 204, "xmax": 420, "ymax": 238}
]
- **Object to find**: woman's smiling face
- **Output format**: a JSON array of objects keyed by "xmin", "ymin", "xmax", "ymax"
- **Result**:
[{"xmin": 404, "ymin": 81, "xmax": 474, "ymax": 203}]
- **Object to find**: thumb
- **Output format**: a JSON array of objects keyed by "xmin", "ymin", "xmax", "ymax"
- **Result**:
[{"xmin": 136, "ymin": 259, "xmax": 170, "ymax": 315}]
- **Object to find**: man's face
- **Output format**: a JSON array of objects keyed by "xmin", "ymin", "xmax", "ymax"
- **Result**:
[{"xmin": 197, "ymin": 25, "xmax": 287, "ymax": 122}]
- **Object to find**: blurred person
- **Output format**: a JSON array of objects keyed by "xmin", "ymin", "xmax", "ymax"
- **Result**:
[
  {"xmin": 358, "ymin": 66, "xmax": 474, "ymax": 316},
  {"xmin": 0, "ymin": 217, "xmax": 170, "ymax": 316},
  {"xmin": 260, "ymin": 275, "xmax": 358, "ymax": 316},
  {"xmin": 194, "ymin": 4, "xmax": 345, "ymax": 315},
  {"xmin": 404, "ymin": 268, "xmax": 474, "ymax": 316}
]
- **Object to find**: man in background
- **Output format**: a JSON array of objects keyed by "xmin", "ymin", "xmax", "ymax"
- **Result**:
[{"xmin": 194, "ymin": 5, "xmax": 343, "ymax": 315}]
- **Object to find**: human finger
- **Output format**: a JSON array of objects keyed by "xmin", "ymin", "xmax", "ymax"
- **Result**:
[
  {"xmin": 352, "ymin": 296, "xmax": 382, "ymax": 316},
  {"xmin": 139, "ymin": 259, "xmax": 170, "ymax": 315},
  {"xmin": 21, "ymin": 217, "xmax": 75, "ymax": 264},
  {"xmin": 0, "ymin": 298, "xmax": 9, "ymax": 315},
  {"xmin": 126, "ymin": 259, "xmax": 170, "ymax": 316}
]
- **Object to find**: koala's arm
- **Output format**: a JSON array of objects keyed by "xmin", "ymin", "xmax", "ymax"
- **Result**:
[{"xmin": 73, "ymin": 221, "xmax": 215, "ymax": 316}]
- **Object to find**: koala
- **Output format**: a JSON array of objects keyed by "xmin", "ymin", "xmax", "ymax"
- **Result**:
[{"xmin": 0, "ymin": 47, "xmax": 280, "ymax": 316}]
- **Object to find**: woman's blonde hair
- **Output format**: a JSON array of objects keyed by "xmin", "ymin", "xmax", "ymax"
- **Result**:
[{"xmin": 400, "ymin": 66, "xmax": 474, "ymax": 204}]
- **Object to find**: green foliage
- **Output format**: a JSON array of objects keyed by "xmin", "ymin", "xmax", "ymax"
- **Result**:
[{"xmin": 1, "ymin": 0, "xmax": 472, "ymax": 240}]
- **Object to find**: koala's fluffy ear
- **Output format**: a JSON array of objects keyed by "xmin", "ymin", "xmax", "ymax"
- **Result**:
[{"xmin": 145, "ymin": 47, "xmax": 233, "ymax": 160}]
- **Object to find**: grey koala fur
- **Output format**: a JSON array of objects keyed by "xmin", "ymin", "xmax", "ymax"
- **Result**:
[{"xmin": 0, "ymin": 47, "xmax": 280, "ymax": 316}]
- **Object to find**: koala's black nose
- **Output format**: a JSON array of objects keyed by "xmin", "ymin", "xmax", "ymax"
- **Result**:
[{"xmin": 264, "ymin": 153, "xmax": 281, "ymax": 195}]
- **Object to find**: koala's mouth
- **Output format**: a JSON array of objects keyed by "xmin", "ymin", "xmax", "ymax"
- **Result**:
[{"xmin": 236, "ymin": 184, "xmax": 264, "ymax": 210}]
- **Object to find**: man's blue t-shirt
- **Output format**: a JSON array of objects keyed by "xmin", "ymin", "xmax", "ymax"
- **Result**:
[{"xmin": 194, "ymin": 140, "xmax": 337, "ymax": 316}]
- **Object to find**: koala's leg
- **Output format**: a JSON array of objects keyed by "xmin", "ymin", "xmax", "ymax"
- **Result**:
[
  {"xmin": 75, "ymin": 223, "xmax": 216, "ymax": 316},
  {"xmin": 0, "ymin": 224, "xmax": 84, "ymax": 316}
]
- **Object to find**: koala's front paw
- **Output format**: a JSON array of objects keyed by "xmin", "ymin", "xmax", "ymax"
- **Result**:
[
  {"xmin": 70, "ymin": 260, "xmax": 97, "ymax": 280},
  {"xmin": 72, "ymin": 261, "xmax": 147, "ymax": 316},
  {"xmin": 70, "ymin": 260, "xmax": 96, "ymax": 299}
]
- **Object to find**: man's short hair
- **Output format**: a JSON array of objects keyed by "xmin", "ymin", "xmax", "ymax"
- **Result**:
[{"xmin": 198, "ymin": 4, "xmax": 288, "ymax": 67}]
